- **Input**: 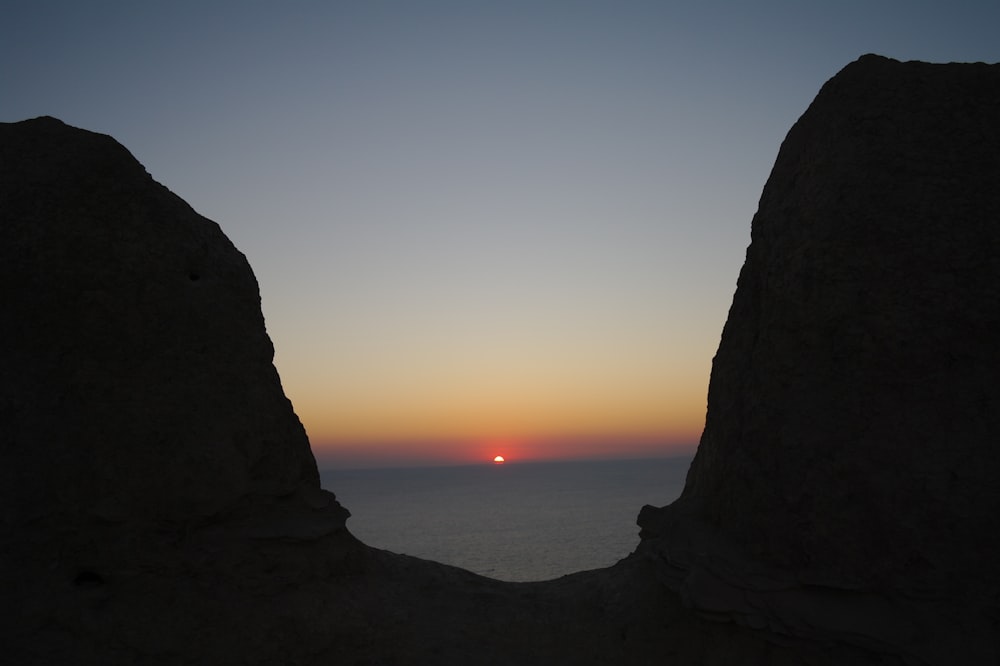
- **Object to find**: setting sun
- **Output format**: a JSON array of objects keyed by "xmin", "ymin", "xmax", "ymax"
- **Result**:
[{"xmin": 493, "ymin": 455, "xmax": 505, "ymax": 464}]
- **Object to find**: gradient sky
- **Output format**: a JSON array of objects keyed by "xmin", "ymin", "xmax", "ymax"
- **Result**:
[{"xmin": 4, "ymin": 2, "xmax": 998, "ymax": 467}]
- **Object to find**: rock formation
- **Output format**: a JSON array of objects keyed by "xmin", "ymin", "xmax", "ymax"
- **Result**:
[
  {"xmin": 0, "ymin": 116, "xmax": 352, "ymax": 662},
  {"xmin": 0, "ymin": 116, "xmax": 331, "ymax": 526},
  {"xmin": 1, "ymin": 116, "xmax": 848, "ymax": 666},
  {"xmin": 6, "ymin": 115, "xmax": 809, "ymax": 666},
  {"xmin": 638, "ymin": 54, "xmax": 1000, "ymax": 664},
  {"xmin": 4, "ymin": 53, "xmax": 999, "ymax": 665}
]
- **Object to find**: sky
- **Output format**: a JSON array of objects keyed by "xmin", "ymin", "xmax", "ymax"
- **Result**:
[{"xmin": 3, "ymin": 1, "xmax": 998, "ymax": 468}]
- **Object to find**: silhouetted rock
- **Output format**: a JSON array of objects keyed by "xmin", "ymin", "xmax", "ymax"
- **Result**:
[
  {"xmin": 1, "ymin": 116, "xmax": 353, "ymax": 663},
  {"xmin": 8, "ymin": 53, "xmax": 998, "ymax": 664},
  {"xmin": 0, "ymin": 116, "xmax": 329, "ymax": 526},
  {"xmin": 638, "ymin": 55, "xmax": 1000, "ymax": 664}
]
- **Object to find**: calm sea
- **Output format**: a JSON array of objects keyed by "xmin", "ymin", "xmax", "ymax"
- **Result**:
[{"xmin": 320, "ymin": 456, "xmax": 692, "ymax": 582}]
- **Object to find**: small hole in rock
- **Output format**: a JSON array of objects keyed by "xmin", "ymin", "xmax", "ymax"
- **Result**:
[{"xmin": 74, "ymin": 570, "xmax": 105, "ymax": 587}]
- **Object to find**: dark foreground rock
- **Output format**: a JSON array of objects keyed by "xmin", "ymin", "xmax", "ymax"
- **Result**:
[
  {"xmin": 639, "ymin": 55, "xmax": 1000, "ymax": 664},
  {"xmin": 4, "ymin": 53, "xmax": 999, "ymax": 665},
  {"xmin": 2, "ymin": 116, "xmax": 810, "ymax": 666},
  {"xmin": 0, "ymin": 115, "xmax": 327, "ymax": 527}
]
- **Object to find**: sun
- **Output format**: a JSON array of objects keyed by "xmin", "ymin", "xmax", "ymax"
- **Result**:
[{"xmin": 493, "ymin": 455, "xmax": 505, "ymax": 464}]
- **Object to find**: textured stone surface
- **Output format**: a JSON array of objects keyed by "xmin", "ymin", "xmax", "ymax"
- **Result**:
[
  {"xmin": 0, "ymin": 116, "xmax": 323, "ymax": 525},
  {"xmin": 638, "ymin": 55, "xmax": 1000, "ymax": 664}
]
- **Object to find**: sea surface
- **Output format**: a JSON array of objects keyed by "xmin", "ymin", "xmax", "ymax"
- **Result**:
[{"xmin": 320, "ymin": 456, "xmax": 692, "ymax": 582}]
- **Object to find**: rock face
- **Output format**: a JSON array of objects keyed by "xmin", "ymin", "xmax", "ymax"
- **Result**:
[
  {"xmin": 6, "ymin": 55, "xmax": 999, "ymax": 664},
  {"xmin": 639, "ymin": 55, "xmax": 1000, "ymax": 663},
  {"xmin": 0, "ymin": 116, "xmax": 326, "ymax": 526}
]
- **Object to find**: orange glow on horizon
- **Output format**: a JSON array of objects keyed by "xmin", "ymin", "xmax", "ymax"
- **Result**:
[
  {"xmin": 287, "ymin": 365, "xmax": 708, "ymax": 447},
  {"xmin": 310, "ymin": 431, "xmax": 699, "ymax": 469},
  {"xmin": 493, "ymin": 455, "xmax": 505, "ymax": 464}
]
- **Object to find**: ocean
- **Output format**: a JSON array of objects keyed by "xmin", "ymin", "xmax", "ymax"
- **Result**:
[{"xmin": 320, "ymin": 456, "xmax": 692, "ymax": 582}]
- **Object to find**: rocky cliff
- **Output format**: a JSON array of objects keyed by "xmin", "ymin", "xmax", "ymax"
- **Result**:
[
  {"xmin": 639, "ymin": 54, "xmax": 1000, "ymax": 664},
  {"xmin": 0, "ymin": 116, "xmax": 331, "ymax": 526},
  {"xmin": 4, "ymin": 53, "xmax": 999, "ymax": 665}
]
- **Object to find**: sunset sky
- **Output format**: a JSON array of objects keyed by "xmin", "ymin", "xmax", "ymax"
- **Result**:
[{"xmin": 4, "ymin": 2, "xmax": 998, "ymax": 467}]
